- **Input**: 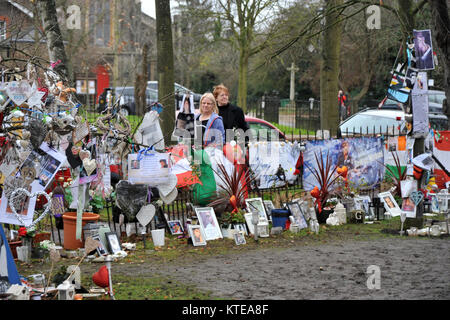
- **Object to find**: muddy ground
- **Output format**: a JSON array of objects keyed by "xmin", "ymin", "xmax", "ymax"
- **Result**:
[{"xmin": 108, "ymin": 237, "xmax": 449, "ymax": 300}]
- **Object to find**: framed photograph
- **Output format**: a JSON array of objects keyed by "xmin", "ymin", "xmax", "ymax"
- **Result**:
[
  {"xmin": 245, "ymin": 198, "xmax": 268, "ymax": 222},
  {"xmin": 92, "ymin": 234, "xmax": 108, "ymax": 255},
  {"xmin": 401, "ymin": 198, "xmax": 417, "ymax": 218},
  {"xmin": 167, "ymin": 220, "xmax": 184, "ymax": 235},
  {"xmin": 194, "ymin": 207, "xmax": 222, "ymax": 241},
  {"xmin": 257, "ymin": 223, "xmax": 269, "ymax": 238},
  {"xmin": 235, "ymin": 223, "xmax": 248, "ymax": 236},
  {"xmin": 286, "ymin": 202, "xmax": 308, "ymax": 230},
  {"xmin": 378, "ymin": 191, "xmax": 401, "ymax": 217},
  {"xmin": 355, "ymin": 196, "xmax": 371, "ymax": 215},
  {"xmin": 263, "ymin": 200, "xmax": 275, "ymax": 221},
  {"xmin": 233, "ymin": 231, "xmax": 246, "ymax": 245},
  {"xmin": 188, "ymin": 225, "xmax": 206, "ymax": 246},
  {"xmin": 244, "ymin": 212, "xmax": 255, "ymax": 235},
  {"xmin": 413, "ymin": 29, "xmax": 435, "ymax": 71},
  {"xmin": 105, "ymin": 232, "xmax": 122, "ymax": 254},
  {"xmin": 429, "ymin": 193, "xmax": 440, "ymax": 213}
]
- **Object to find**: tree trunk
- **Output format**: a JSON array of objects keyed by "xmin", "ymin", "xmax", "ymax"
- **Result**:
[
  {"xmin": 320, "ymin": 0, "xmax": 343, "ymax": 134},
  {"xmin": 156, "ymin": 0, "xmax": 175, "ymax": 142},
  {"xmin": 429, "ymin": 0, "xmax": 450, "ymax": 127},
  {"xmin": 238, "ymin": 50, "xmax": 249, "ymax": 112},
  {"xmin": 36, "ymin": 0, "xmax": 72, "ymax": 85},
  {"xmin": 135, "ymin": 43, "xmax": 149, "ymax": 117}
]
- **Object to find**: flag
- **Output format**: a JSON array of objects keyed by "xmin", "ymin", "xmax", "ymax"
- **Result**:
[{"xmin": 0, "ymin": 224, "xmax": 21, "ymax": 290}]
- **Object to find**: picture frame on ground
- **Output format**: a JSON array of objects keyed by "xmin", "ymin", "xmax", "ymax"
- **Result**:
[
  {"xmin": 355, "ymin": 196, "xmax": 371, "ymax": 215},
  {"xmin": 429, "ymin": 193, "xmax": 440, "ymax": 214},
  {"xmin": 244, "ymin": 212, "xmax": 255, "ymax": 235},
  {"xmin": 188, "ymin": 224, "xmax": 206, "ymax": 246},
  {"xmin": 286, "ymin": 202, "xmax": 308, "ymax": 229},
  {"xmin": 401, "ymin": 198, "xmax": 417, "ymax": 218},
  {"xmin": 194, "ymin": 207, "xmax": 222, "ymax": 241},
  {"xmin": 263, "ymin": 200, "xmax": 275, "ymax": 221},
  {"xmin": 233, "ymin": 231, "xmax": 246, "ymax": 245},
  {"xmin": 378, "ymin": 191, "xmax": 401, "ymax": 217},
  {"xmin": 235, "ymin": 223, "xmax": 248, "ymax": 235},
  {"xmin": 245, "ymin": 198, "xmax": 268, "ymax": 222},
  {"xmin": 92, "ymin": 234, "xmax": 108, "ymax": 255},
  {"xmin": 105, "ymin": 232, "xmax": 122, "ymax": 254},
  {"xmin": 167, "ymin": 220, "xmax": 184, "ymax": 235}
]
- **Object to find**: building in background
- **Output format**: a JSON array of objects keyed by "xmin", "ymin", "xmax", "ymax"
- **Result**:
[{"xmin": 0, "ymin": 0, "xmax": 156, "ymax": 106}]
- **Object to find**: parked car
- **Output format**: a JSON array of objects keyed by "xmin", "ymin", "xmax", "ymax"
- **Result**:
[
  {"xmin": 339, "ymin": 108, "xmax": 448, "ymax": 136},
  {"xmin": 97, "ymin": 86, "xmax": 158, "ymax": 116},
  {"xmin": 245, "ymin": 116, "xmax": 287, "ymax": 141},
  {"xmin": 147, "ymin": 81, "xmax": 202, "ymax": 107}
]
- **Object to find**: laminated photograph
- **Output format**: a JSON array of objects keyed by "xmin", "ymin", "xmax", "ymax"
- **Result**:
[
  {"xmin": 378, "ymin": 191, "xmax": 401, "ymax": 217},
  {"xmin": 263, "ymin": 200, "xmax": 275, "ymax": 221},
  {"xmin": 0, "ymin": 142, "xmax": 66, "ymax": 226},
  {"xmin": 188, "ymin": 224, "xmax": 207, "ymax": 246},
  {"xmin": 168, "ymin": 220, "xmax": 184, "ymax": 235},
  {"xmin": 286, "ymin": 202, "xmax": 308, "ymax": 230},
  {"xmin": 127, "ymin": 152, "xmax": 170, "ymax": 186},
  {"xmin": 234, "ymin": 231, "xmax": 246, "ymax": 245},
  {"xmin": 195, "ymin": 207, "xmax": 222, "ymax": 241},
  {"xmin": 401, "ymin": 197, "xmax": 416, "ymax": 218},
  {"xmin": 174, "ymin": 94, "xmax": 196, "ymax": 140},
  {"xmin": 245, "ymin": 198, "xmax": 268, "ymax": 223}
]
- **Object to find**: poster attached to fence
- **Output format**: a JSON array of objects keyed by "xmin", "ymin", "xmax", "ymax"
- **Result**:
[{"xmin": 302, "ymin": 137, "xmax": 384, "ymax": 191}]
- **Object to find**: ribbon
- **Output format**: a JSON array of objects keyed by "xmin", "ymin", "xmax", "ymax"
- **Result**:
[{"xmin": 137, "ymin": 146, "xmax": 155, "ymax": 161}]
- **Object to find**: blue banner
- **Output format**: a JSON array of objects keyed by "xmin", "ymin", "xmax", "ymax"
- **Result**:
[{"xmin": 303, "ymin": 137, "xmax": 385, "ymax": 191}]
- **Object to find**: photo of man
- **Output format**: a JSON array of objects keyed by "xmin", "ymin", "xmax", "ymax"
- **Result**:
[
  {"xmin": 384, "ymin": 196, "xmax": 395, "ymax": 209},
  {"xmin": 413, "ymin": 30, "xmax": 434, "ymax": 70},
  {"xmin": 131, "ymin": 160, "xmax": 140, "ymax": 169}
]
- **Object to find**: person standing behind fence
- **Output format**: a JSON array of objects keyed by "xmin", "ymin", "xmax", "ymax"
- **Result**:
[
  {"xmin": 195, "ymin": 92, "xmax": 225, "ymax": 147},
  {"xmin": 213, "ymin": 84, "xmax": 249, "ymax": 135},
  {"xmin": 338, "ymin": 90, "xmax": 348, "ymax": 122}
]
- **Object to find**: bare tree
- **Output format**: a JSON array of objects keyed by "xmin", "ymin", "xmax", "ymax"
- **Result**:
[
  {"xmin": 135, "ymin": 43, "xmax": 149, "ymax": 117},
  {"xmin": 36, "ymin": 0, "xmax": 71, "ymax": 84},
  {"xmin": 156, "ymin": 0, "xmax": 175, "ymax": 140},
  {"xmin": 320, "ymin": 0, "xmax": 343, "ymax": 133},
  {"xmin": 215, "ymin": 0, "xmax": 279, "ymax": 112}
]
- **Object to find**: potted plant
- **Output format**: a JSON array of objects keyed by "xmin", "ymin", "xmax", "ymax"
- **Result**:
[
  {"xmin": 219, "ymin": 210, "xmax": 246, "ymax": 238},
  {"xmin": 304, "ymin": 151, "xmax": 340, "ymax": 223}
]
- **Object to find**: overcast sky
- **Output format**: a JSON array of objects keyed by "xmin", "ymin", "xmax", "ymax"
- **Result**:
[{"xmin": 141, "ymin": 0, "xmax": 155, "ymax": 18}]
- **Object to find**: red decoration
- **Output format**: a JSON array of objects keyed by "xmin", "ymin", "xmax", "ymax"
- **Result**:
[
  {"xmin": 92, "ymin": 265, "xmax": 109, "ymax": 288},
  {"xmin": 18, "ymin": 227, "xmax": 27, "ymax": 237},
  {"xmin": 310, "ymin": 186, "xmax": 322, "ymax": 213},
  {"xmin": 229, "ymin": 195, "xmax": 238, "ymax": 213}
]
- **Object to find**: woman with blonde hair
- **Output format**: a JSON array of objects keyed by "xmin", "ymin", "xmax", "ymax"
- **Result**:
[{"xmin": 195, "ymin": 92, "xmax": 225, "ymax": 147}]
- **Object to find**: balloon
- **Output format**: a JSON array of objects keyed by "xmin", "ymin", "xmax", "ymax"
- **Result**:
[{"xmin": 92, "ymin": 265, "xmax": 109, "ymax": 288}]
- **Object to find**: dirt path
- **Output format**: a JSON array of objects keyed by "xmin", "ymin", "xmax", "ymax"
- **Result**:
[{"xmin": 115, "ymin": 238, "xmax": 449, "ymax": 300}]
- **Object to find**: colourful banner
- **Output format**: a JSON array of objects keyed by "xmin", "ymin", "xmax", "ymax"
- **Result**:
[{"xmin": 303, "ymin": 137, "xmax": 385, "ymax": 191}]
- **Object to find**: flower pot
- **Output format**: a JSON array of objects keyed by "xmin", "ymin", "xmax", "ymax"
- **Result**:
[
  {"xmin": 8, "ymin": 240, "xmax": 22, "ymax": 259},
  {"xmin": 62, "ymin": 212, "xmax": 100, "ymax": 250},
  {"xmin": 33, "ymin": 232, "xmax": 51, "ymax": 247}
]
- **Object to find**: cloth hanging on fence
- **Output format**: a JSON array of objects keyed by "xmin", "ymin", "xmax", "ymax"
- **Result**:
[
  {"xmin": 0, "ymin": 224, "xmax": 21, "ymax": 289},
  {"xmin": 192, "ymin": 149, "xmax": 217, "ymax": 206}
]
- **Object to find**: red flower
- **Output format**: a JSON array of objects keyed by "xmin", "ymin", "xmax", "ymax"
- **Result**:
[{"xmin": 18, "ymin": 227, "xmax": 27, "ymax": 237}]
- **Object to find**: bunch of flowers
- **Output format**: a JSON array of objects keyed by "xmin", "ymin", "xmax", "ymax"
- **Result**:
[{"xmin": 18, "ymin": 226, "xmax": 36, "ymax": 239}]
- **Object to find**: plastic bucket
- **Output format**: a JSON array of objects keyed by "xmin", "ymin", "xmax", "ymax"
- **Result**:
[
  {"xmin": 151, "ymin": 229, "xmax": 165, "ymax": 247},
  {"xmin": 62, "ymin": 212, "xmax": 100, "ymax": 250},
  {"xmin": 271, "ymin": 209, "xmax": 290, "ymax": 230}
]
